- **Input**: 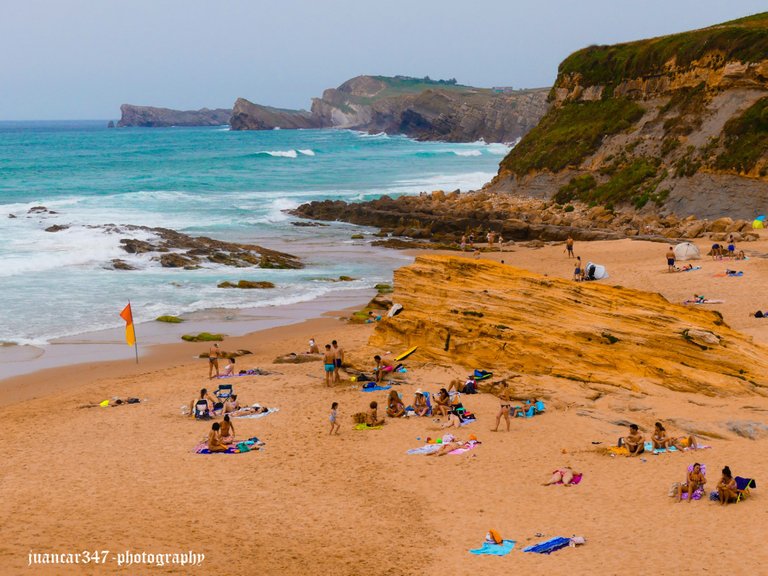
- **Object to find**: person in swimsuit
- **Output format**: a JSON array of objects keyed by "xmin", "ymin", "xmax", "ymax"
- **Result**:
[
  {"xmin": 208, "ymin": 343, "xmax": 220, "ymax": 379},
  {"xmin": 542, "ymin": 466, "xmax": 581, "ymax": 486},
  {"xmin": 666, "ymin": 246, "xmax": 676, "ymax": 272},
  {"xmin": 622, "ymin": 424, "xmax": 645, "ymax": 457},
  {"xmin": 207, "ymin": 422, "xmax": 229, "ymax": 453},
  {"xmin": 308, "ymin": 338, "xmax": 320, "ymax": 354},
  {"xmin": 323, "ymin": 344, "xmax": 335, "ymax": 387},
  {"xmin": 460, "ymin": 234, "xmax": 467, "ymax": 251},
  {"xmin": 373, "ymin": 354, "xmax": 394, "ymax": 383},
  {"xmin": 678, "ymin": 462, "xmax": 706, "ymax": 502},
  {"xmin": 717, "ymin": 466, "xmax": 738, "ymax": 505},
  {"xmin": 332, "ymin": 340, "xmax": 344, "ymax": 384},
  {"xmin": 510, "ymin": 399, "xmax": 536, "ymax": 418},
  {"xmin": 573, "ymin": 256, "xmax": 582, "ymax": 281},
  {"xmin": 386, "ymin": 389, "xmax": 406, "ymax": 418},
  {"xmin": 491, "ymin": 381, "xmax": 513, "ymax": 432},
  {"xmin": 222, "ymin": 357, "xmax": 235, "ymax": 377},
  {"xmin": 367, "ymin": 401, "xmax": 385, "ymax": 427},
  {"xmin": 433, "ymin": 388, "xmax": 451, "ymax": 419},
  {"xmin": 413, "ymin": 391, "xmax": 429, "ymax": 417},
  {"xmin": 219, "ymin": 415, "xmax": 235, "ymax": 444},
  {"xmin": 329, "ymin": 402, "xmax": 340, "ymax": 435},
  {"xmin": 190, "ymin": 388, "xmax": 218, "ymax": 418},
  {"xmin": 566, "ymin": 236, "xmax": 574, "ymax": 258}
]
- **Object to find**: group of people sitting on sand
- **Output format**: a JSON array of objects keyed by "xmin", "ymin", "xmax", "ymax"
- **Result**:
[
  {"xmin": 620, "ymin": 422, "xmax": 697, "ymax": 456},
  {"xmin": 674, "ymin": 463, "xmax": 743, "ymax": 505},
  {"xmin": 190, "ymin": 388, "xmax": 269, "ymax": 419},
  {"xmin": 206, "ymin": 415, "xmax": 236, "ymax": 452}
]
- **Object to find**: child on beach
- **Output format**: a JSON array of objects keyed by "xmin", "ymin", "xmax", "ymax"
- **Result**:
[
  {"xmin": 367, "ymin": 401, "xmax": 385, "ymax": 427},
  {"xmin": 329, "ymin": 402, "xmax": 340, "ymax": 435},
  {"xmin": 323, "ymin": 344, "xmax": 335, "ymax": 387},
  {"xmin": 573, "ymin": 256, "xmax": 582, "ymax": 281}
]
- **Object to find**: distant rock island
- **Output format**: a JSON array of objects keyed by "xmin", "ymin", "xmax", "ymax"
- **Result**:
[
  {"xmin": 117, "ymin": 76, "xmax": 550, "ymax": 143},
  {"xmin": 117, "ymin": 104, "xmax": 231, "ymax": 127},
  {"xmin": 489, "ymin": 12, "xmax": 768, "ymax": 219}
]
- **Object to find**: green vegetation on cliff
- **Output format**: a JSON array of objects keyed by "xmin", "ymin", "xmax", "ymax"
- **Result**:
[
  {"xmin": 714, "ymin": 97, "xmax": 768, "ymax": 173},
  {"xmin": 500, "ymin": 99, "xmax": 644, "ymax": 176},
  {"xmin": 558, "ymin": 12, "xmax": 768, "ymax": 87}
]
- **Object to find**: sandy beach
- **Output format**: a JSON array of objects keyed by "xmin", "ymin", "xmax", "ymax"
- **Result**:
[{"xmin": 2, "ymin": 235, "xmax": 768, "ymax": 576}]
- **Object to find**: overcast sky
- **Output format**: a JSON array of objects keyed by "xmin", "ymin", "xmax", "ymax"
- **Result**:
[{"xmin": 1, "ymin": 0, "xmax": 766, "ymax": 120}]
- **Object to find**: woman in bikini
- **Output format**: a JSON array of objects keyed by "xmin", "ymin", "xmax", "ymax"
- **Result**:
[
  {"xmin": 543, "ymin": 466, "xmax": 581, "ymax": 486},
  {"xmin": 717, "ymin": 466, "xmax": 738, "ymax": 505},
  {"xmin": 491, "ymin": 381, "xmax": 512, "ymax": 432},
  {"xmin": 678, "ymin": 462, "xmax": 706, "ymax": 502},
  {"xmin": 219, "ymin": 415, "xmax": 235, "ymax": 444},
  {"xmin": 386, "ymin": 389, "xmax": 406, "ymax": 418},
  {"xmin": 413, "ymin": 391, "xmax": 429, "ymax": 417},
  {"xmin": 433, "ymin": 388, "xmax": 451, "ymax": 419}
]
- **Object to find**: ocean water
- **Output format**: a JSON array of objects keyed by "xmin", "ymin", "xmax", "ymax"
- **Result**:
[{"xmin": 0, "ymin": 121, "xmax": 508, "ymax": 347}]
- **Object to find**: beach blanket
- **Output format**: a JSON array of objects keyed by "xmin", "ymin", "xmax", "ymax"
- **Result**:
[
  {"xmin": 523, "ymin": 537, "xmax": 571, "ymax": 554},
  {"xmin": 680, "ymin": 487, "xmax": 705, "ymax": 500},
  {"xmin": 361, "ymin": 384, "xmax": 392, "ymax": 392},
  {"xmin": 194, "ymin": 436, "xmax": 263, "ymax": 454},
  {"xmin": 231, "ymin": 407, "xmax": 280, "ymax": 420},
  {"xmin": 683, "ymin": 299, "xmax": 724, "ymax": 305},
  {"xmin": 679, "ymin": 266, "xmax": 702, "ymax": 272},
  {"xmin": 645, "ymin": 441, "xmax": 711, "ymax": 454},
  {"xmin": 406, "ymin": 445, "xmax": 442, "ymax": 455},
  {"xmin": 218, "ymin": 369, "xmax": 273, "ymax": 378},
  {"xmin": 354, "ymin": 423, "xmax": 383, "ymax": 430},
  {"xmin": 713, "ymin": 271, "xmax": 743, "ymax": 277},
  {"xmin": 469, "ymin": 540, "xmax": 516, "ymax": 556}
]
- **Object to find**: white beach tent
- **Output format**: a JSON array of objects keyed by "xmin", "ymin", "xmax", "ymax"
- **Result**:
[
  {"xmin": 674, "ymin": 242, "xmax": 701, "ymax": 261},
  {"xmin": 584, "ymin": 262, "xmax": 609, "ymax": 280}
]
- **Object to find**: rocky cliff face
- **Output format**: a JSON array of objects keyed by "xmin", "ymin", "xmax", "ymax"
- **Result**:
[
  {"xmin": 228, "ymin": 98, "xmax": 322, "ymax": 130},
  {"xmin": 491, "ymin": 13, "xmax": 768, "ymax": 219},
  {"xmin": 370, "ymin": 255, "xmax": 768, "ymax": 395},
  {"xmin": 309, "ymin": 76, "xmax": 549, "ymax": 143},
  {"xmin": 117, "ymin": 105, "xmax": 231, "ymax": 127}
]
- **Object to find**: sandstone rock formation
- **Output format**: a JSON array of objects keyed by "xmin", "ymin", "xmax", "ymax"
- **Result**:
[
  {"xmin": 229, "ymin": 98, "xmax": 322, "ymax": 130},
  {"xmin": 117, "ymin": 105, "xmax": 231, "ymax": 127},
  {"xmin": 490, "ymin": 13, "xmax": 768, "ymax": 219},
  {"xmin": 368, "ymin": 255, "xmax": 768, "ymax": 396}
]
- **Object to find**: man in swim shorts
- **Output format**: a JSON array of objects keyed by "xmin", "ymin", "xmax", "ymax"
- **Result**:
[
  {"xmin": 373, "ymin": 354, "xmax": 394, "ymax": 383},
  {"xmin": 622, "ymin": 424, "xmax": 645, "ymax": 457},
  {"xmin": 323, "ymin": 344, "xmax": 335, "ymax": 387},
  {"xmin": 208, "ymin": 343, "xmax": 220, "ymax": 379},
  {"xmin": 332, "ymin": 339, "xmax": 344, "ymax": 384},
  {"xmin": 566, "ymin": 236, "xmax": 574, "ymax": 258},
  {"xmin": 666, "ymin": 246, "xmax": 676, "ymax": 272}
]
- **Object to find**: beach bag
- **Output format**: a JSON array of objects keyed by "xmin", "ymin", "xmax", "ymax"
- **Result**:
[
  {"xmin": 462, "ymin": 379, "xmax": 477, "ymax": 394},
  {"xmin": 755, "ymin": 311, "xmax": 764, "ymax": 318}
]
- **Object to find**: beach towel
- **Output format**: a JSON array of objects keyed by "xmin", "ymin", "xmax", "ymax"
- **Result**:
[
  {"xmin": 646, "ymin": 441, "xmax": 711, "ymax": 454},
  {"xmin": 682, "ymin": 299, "xmax": 724, "ymax": 305},
  {"xmin": 554, "ymin": 473, "xmax": 583, "ymax": 485},
  {"xmin": 219, "ymin": 369, "xmax": 272, "ymax": 378},
  {"xmin": 523, "ymin": 537, "xmax": 572, "ymax": 554},
  {"xmin": 406, "ymin": 445, "xmax": 442, "ymax": 455},
  {"xmin": 713, "ymin": 271, "xmax": 743, "ymax": 277},
  {"xmin": 231, "ymin": 407, "xmax": 280, "ymax": 420},
  {"xmin": 680, "ymin": 266, "xmax": 702, "ymax": 272},
  {"xmin": 469, "ymin": 540, "xmax": 516, "ymax": 556},
  {"xmin": 354, "ymin": 423, "xmax": 383, "ymax": 430},
  {"xmin": 361, "ymin": 384, "xmax": 392, "ymax": 392},
  {"xmin": 194, "ymin": 436, "xmax": 263, "ymax": 454},
  {"xmin": 679, "ymin": 487, "xmax": 705, "ymax": 500}
]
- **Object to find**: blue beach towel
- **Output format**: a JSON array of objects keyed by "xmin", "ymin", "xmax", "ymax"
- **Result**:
[
  {"xmin": 361, "ymin": 383, "xmax": 392, "ymax": 392},
  {"xmin": 523, "ymin": 537, "xmax": 571, "ymax": 554},
  {"xmin": 469, "ymin": 540, "xmax": 516, "ymax": 556}
]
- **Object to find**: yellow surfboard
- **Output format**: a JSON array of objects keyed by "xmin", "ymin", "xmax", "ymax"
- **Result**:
[{"xmin": 394, "ymin": 346, "xmax": 418, "ymax": 362}]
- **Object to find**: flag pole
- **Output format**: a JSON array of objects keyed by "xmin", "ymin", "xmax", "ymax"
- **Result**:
[{"xmin": 130, "ymin": 299, "xmax": 139, "ymax": 364}]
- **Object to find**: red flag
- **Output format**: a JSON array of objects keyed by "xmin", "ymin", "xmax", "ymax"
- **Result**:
[{"xmin": 120, "ymin": 303, "xmax": 136, "ymax": 347}]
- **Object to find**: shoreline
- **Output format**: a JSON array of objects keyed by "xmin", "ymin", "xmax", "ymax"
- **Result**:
[{"xmin": 0, "ymin": 288, "xmax": 379, "ymax": 408}]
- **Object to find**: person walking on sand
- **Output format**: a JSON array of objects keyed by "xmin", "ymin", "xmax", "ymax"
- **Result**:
[
  {"xmin": 332, "ymin": 339, "xmax": 344, "ymax": 384},
  {"xmin": 323, "ymin": 344, "xmax": 335, "ymax": 387},
  {"xmin": 666, "ymin": 246, "xmax": 676, "ymax": 272},
  {"xmin": 208, "ymin": 343, "xmax": 221, "ymax": 379},
  {"xmin": 329, "ymin": 402, "xmax": 340, "ymax": 435},
  {"xmin": 566, "ymin": 236, "xmax": 574, "ymax": 258}
]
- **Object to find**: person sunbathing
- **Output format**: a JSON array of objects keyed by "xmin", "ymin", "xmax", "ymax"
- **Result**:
[
  {"xmin": 543, "ymin": 466, "xmax": 581, "ymax": 486},
  {"xmin": 207, "ymin": 422, "xmax": 229, "ymax": 453},
  {"xmin": 725, "ymin": 269, "xmax": 742, "ymax": 276},
  {"xmin": 224, "ymin": 395, "xmax": 268, "ymax": 417},
  {"xmin": 717, "ymin": 466, "xmax": 738, "ymax": 505},
  {"xmin": 680, "ymin": 264, "xmax": 694, "ymax": 271},
  {"xmin": 736, "ymin": 250, "xmax": 746, "ymax": 260},
  {"xmin": 511, "ymin": 398, "xmax": 536, "ymax": 417},
  {"xmin": 190, "ymin": 388, "xmax": 219, "ymax": 418},
  {"xmin": 221, "ymin": 357, "xmax": 236, "ymax": 376},
  {"xmin": 367, "ymin": 401, "xmax": 385, "ymax": 427},
  {"xmin": 413, "ymin": 391, "xmax": 429, "ymax": 416},
  {"xmin": 386, "ymin": 389, "xmax": 406, "ymax": 418},
  {"xmin": 433, "ymin": 388, "xmax": 451, "ymax": 419},
  {"xmin": 621, "ymin": 424, "xmax": 645, "ymax": 457},
  {"xmin": 427, "ymin": 434, "xmax": 479, "ymax": 456},
  {"xmin": 219, "ymin": 415, "xmax": 235, "ymax": 444},
  {"xmin": 678, "ymin": 462, "xmax": 706, "ymax": 502}
]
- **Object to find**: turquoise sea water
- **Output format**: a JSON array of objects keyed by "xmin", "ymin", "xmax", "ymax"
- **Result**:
[{"xmin": 0, "ymin": 121, "xmax": 508, "ymax": 346}]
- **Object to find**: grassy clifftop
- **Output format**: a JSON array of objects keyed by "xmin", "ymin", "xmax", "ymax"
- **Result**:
[{"xmin": 558, "ymin": 12, "xmax": 768, "ymax": 88}]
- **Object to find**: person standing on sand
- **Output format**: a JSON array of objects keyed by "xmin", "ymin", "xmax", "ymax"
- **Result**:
[
  {"xmin": 498, "ymin": 233, "xmax": 504, "ymax": 252},
  {"xmin": 491, "ymin": 381, "xmax": 513, "ymax": 432},
  {"xmin": 329, "ymin": 402, "xmax": 340, "ymax": 435},
  {"xmin": 666, "ymin": 246, "xmax": 676, "ymax": 272},
  {"xmin": 487, "ymin": 231, "xmax": 495, "ymax": 248},
  {"xmin": 460, "ymin": 234, "xmax": 467, "ymax": 251},
  {"xmin": 332, "ymin": 340, "xmax": 344, "ymax": 384},
  {"xmin": 323, "ymin": 344, "xmax": 335, "ymax": 387},
  {"xmin": 208, "ymin": 343, "xmax": 220, "ymax": 379},
  {"xmin": 469, "ymin": 232, "xmax": 475, "ymax": 248},
  {"xmin": 566, "ymin": 236, "xmax": 574, "ymax": 258},
  {"xmin": 573, "ymin": 256, "xmax": 582, "ymax": 282}
]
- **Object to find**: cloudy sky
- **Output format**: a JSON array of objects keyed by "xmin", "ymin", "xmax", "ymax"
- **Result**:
[{"xmin": 1, "ymin": 0, "xmax": 766, "ymax": 119}]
